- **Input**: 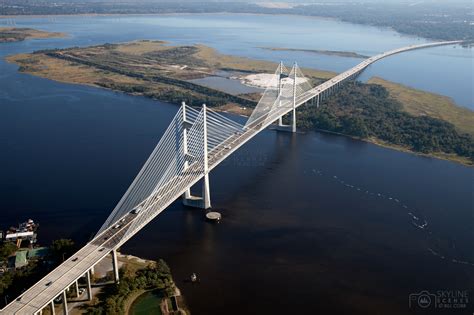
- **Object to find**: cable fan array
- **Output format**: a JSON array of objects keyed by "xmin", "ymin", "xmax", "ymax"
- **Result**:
[
  {"xmin": 98, "ymin": 104, "xmax": 245, "ymax": 242},
  {"xmin": 245, "ymin": 62, "xmax": 313, "ymax": 130}
]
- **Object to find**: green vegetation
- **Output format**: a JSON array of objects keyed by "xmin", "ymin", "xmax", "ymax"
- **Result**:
[
  {"xmin": 84, "ymin": 259, "xmax": 175, "ymax": 315},
  {"xmin": 0, "ymin": 242, "xmax": 16, "ymax": 262},
  {"xmin": 49, "ymin": 238, "xmax": 75, "ymax": 263},
  {"xmin": 368, "ymin": 77, "xmax": 474, "ymax": 137},
  {"xmin": 0, "ymin": 239, "xmax": 75, "ymax": 307},
  {"xmin": 296, "ymin": 82, "xmax": 473, "ymax": 163},
  {"xmin": 7, "ymin": 40, "xmax": 472, "ymax": 165}
]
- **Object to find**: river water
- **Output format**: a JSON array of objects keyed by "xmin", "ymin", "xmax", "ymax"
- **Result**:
[{"xmin": 0, "ymin": 14, "xmax": 473, "ymax": 315}]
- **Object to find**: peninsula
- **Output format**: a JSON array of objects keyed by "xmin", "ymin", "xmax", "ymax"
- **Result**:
[
  {"xmin": 6, "ymin": 40, "xmax": 473, "ymax": 165},
  {"xmin": 0, "ymin": 27, "xmax": 64, "ymax": 43}
]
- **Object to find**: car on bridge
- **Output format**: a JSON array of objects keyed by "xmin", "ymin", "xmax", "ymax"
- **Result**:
[{"xmin": 132, "ymin": 207, "xmax": 142, "ymax": 214}]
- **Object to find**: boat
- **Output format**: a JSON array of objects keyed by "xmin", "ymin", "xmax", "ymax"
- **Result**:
[{"xmin": 3, "ymin": 219, "xmax": 39, "ymax": 245}]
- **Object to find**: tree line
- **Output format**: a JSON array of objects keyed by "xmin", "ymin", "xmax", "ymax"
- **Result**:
[{"xmin": 296, "ymin": 82, "xmax": 473, "ymax": 162}]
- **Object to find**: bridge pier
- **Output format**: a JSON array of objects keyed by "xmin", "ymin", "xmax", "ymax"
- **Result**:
[
  {"xmin": 276, "ymin": 112, "xmax": 296, "ymax": 133},
  {"xmin": 86, "ymin": 270, "xmax": 92, "ymax": 301},
  {"xmin": 62, "ymin": 290, "xmax": 68, "ymax": 315},
  {"xmin": 182, "ymin": 175, "xmax": 211, "ymax": 209},
  {"xmin": 75, "ymin": 280, "xmax": 79, "ymax": 298},
  {"xmin": 50, "ymin": 300, "xmax": 56, "ymax": 315},
  {"xmin": 112, "ymin": 249, "xmax": 120, "ymax": 283}
]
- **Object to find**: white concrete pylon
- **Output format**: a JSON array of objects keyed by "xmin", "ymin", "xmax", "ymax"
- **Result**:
[
  {"xmin": 278, "ymin": 61, "xmax": 284, "ymax": 127},
  {"xmin": 202, "ymin": 104, "xmax": 211, "ymax": 209},
  {"xmin": 292, "ymin": 62, "xmax": 297, "ymax": 133},
  {"xmin": 182, "ymin": 104, "xmax": 212, "ymax": 209},
  {"xmin": 86, "ymin": 270, "xmax": 92, "ymax": 301},
  {"xmin": 181, "ymin": 102, "xmax": 191, "ymax": 200},
  {"xmin": 112, "ymin": 249, "xmax": 119, "ymax": 283},
  {"xmin": 62, "ymin": 291, "xmax": 68, "ymax": 315}
]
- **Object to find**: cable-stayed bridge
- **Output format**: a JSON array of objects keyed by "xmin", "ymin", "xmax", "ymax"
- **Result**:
[{"xmin": 1, "ymin": 40, "xmax": 461, "ymax": 315}]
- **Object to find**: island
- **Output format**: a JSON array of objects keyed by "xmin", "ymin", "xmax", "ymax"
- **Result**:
[
  {"xmin": 6, "ymin": 40, "xmax": 473, "ymax": 165},
  {"xmin": 0, "ymin": 27, "xmax": 65, "ymax": 43},
  {"xmin": 259, "ymin": 47, "xmax": 369, "ymax": 59}
]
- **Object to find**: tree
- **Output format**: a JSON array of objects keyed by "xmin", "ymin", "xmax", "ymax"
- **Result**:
[
  {"xmin": 0, "ymin": 242, "xmax": 17, "ymax": 261},
  {"xmin": 50, "ymin": 239, "xmax": 75, "ymax": 262}
]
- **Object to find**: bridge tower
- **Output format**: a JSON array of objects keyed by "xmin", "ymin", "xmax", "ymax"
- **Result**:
[
  {"xmin": 277, "ymin": 61, "xmax": 284, "ymax": 127},
  {"xmin": 292, "ymin": 62, "xmax": 297, "ymax": 133},
  {"xmin": 277, "ymin": 62, "xmax": 298, "ymax": 133},
  {"xmin": 182, "ymin": 103, "xmax": 211, "ymax": 209}
]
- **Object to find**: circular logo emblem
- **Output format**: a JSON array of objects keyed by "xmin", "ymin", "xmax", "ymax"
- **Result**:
[{"xmin": 417, "ymin": 294, "xmax": 432, "ymax": 308}]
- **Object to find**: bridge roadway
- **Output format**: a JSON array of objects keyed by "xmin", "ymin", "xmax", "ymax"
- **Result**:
[{"xmin": 1, "ymin": 39, "xmax": 462, "ymax": 314}]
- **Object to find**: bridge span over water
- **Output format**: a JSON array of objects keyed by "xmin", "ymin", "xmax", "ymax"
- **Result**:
[{"xmin": 1, "ymin": 40, "xmax": 461, "ymax": 315}]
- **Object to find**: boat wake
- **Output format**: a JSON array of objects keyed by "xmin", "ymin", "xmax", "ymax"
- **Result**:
[{"xmin": 310, "ymin": 168, "xmax": 474, "ymax": 267}]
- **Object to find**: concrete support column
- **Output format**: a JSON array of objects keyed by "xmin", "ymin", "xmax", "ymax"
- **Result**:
[
  {"xmin": 317, "ymin": 94, "xmax": 320, "ymax": 108},
  {"xmin": 202, "ymin": 105, "xmax": 211, "ymax": 209},
  {"xmin": 50, "ymin": 301, "xmax": 56, "ymax": 315},
  {"xmin": 181, "ymin": 102, "xmax": 191, "ymax": 201},
  {"xmin": 86, "ymin": 270, "xmax": 92, "ymax": 301},
  {"xmin": 291, "ymin": 62, "xmax": 297, "ymax": 133},
  {"xmin": 112, "ymin": 249, "xmax": 120, "ymax": 283},
  {"xmin": 291, "ymin": 110, "xmax": 296, "ymax": 133},
  {"xmin": 75, "ymin": 280, "xmax": 79, "ymax": 298},
  {"xmin": 62, "ymin": 291, "xmax": 68, "ymax": 315},
  {"xmin": 277, "ymin": 61, "xmax": 284, "ymax": 128},
  {"xmin": 202, "ymin": 173, "xmax": 211, "ymax": 209},
  {"xmin": 182, "ymin": 104, "xmax": 211, "ymax": 209}
]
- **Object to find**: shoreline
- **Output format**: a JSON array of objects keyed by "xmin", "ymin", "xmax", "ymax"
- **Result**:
[
  {"xmin": 217, "ymin": 103, "xmax": 473, "ymax": 167},
  {"xmin": 4, "ymin": 40, "xmax": 472, "ymax": 167},
  {"xmin": 81, "ymin": 253, "xmax": 188, "ymax": 315},
  {"xmin": 0, "ymin": 27, "xmax": 66, "ymax": 42}
]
